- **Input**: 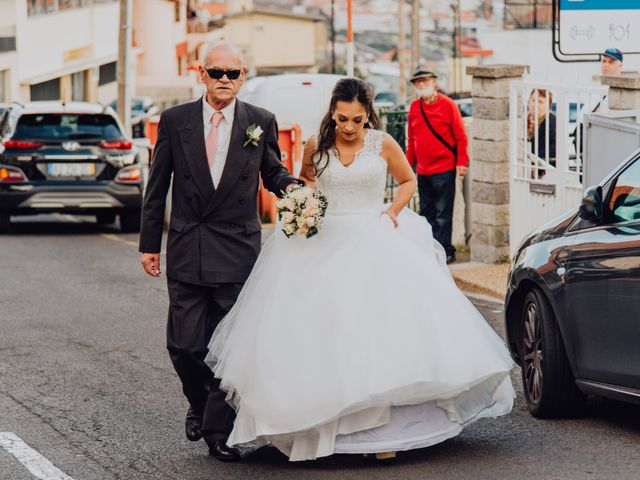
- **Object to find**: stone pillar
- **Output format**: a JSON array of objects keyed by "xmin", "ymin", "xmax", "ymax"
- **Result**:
[
  {"xmin": 601, "ymin": 74, "xmax": 640, "ymax": 110},
  {"xmin": 466, "ymin": 64, "xmax": 528, "ymax": 264}
]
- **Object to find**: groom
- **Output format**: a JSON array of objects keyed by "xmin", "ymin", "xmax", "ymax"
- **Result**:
[{"xmin": 139, "ymin": 41, "xmax": 302, "ymax": 461}]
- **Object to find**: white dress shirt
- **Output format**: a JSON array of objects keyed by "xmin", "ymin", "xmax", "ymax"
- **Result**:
[{"xmin": 203, "ymin": 96, "xmax": 236, "ymax": 188}]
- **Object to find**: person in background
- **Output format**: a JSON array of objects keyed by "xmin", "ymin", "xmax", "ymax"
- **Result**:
[
  {"xmin": 528, "ymin": 89, "xmax": 556, "ymax": 165},
  {"xmin": 406, "ymin": 67, "xmax": 469, "ymax": 264},
  {"xmin": 571, "ymin": 48, "xmax": 623, "ymax": 155},
  {"xmin": 601, "ymin": 48, "xmax": 623, "ymax": 77}
]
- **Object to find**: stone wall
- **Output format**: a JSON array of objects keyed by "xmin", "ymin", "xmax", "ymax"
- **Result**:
[
  {"xmin": 601, "ymin": 74, "xmax": 640, "ymax": 110},
  {"xmin": 466, "ymin": 64, "xmax": 528, "ymax": 263}
]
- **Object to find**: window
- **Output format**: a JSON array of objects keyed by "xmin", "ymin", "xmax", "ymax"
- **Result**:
[
  {"xmin": 99, "ymin": 62, "xmax": 117, "ymax": 86},
  {"xmin": 30, "ymin": 78, "xmax": 61, "ymax": 101},
  {"xmin": 608, "ymin": 159, "xmax": 640, "ymax": 224},
  {"xmin": 27, "ymin": 0, "xmax": 45, "ymax": 16},
  {"xmin": 14, "ymin": 114, "xmax": 122, "ymax": 141}
]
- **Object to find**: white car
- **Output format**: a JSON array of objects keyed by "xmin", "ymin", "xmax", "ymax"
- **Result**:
[{"xmin": 238, "ymin": 73, "xmax": 345, "ymax": 140}]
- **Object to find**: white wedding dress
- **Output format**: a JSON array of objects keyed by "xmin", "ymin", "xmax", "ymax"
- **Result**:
[{"xmin": 205, "ymin": 129, "xmax": 515, "ymax": 461}]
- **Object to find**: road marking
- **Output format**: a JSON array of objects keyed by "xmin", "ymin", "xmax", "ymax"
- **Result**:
[
  {"xmin": 100, "ymin": 233, "xmax": 138, "ymax": 247},
  {"xmin": 0, "ymin": 432, "xmax": 74, "ymax": 480}
]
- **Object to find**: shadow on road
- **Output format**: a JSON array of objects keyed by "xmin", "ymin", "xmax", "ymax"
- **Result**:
[{"xmin": 5, "ymin": 214, "xmax": 126, "ymax": 236}]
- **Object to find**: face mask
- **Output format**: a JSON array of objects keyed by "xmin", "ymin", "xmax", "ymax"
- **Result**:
[{"xmin": 416, "ymin": 86, "xmax": 435, "ymax": 98}]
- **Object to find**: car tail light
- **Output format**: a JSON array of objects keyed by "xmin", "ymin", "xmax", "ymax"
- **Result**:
[
  {"xmin": 3, "ymin": 139, "xmax": 43, "ymax": 149},
  {"xmin": 116, "ymin": 165, "xmax": 141, "ymax": 183},
  {"xmin": 101, "ymin": 140, "xmax": 133, "ymax": 149},
  {"xmin": 0, "ymin": 166, "xmax": 28, "ymax": 183}
]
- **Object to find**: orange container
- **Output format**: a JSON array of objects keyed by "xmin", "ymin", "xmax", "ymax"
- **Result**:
[
  {"xmin": 258, "ymin": 124, "xmax": 303, "ymax": 224},
  {"xmin": 145, "ymin": 116, "xmax": 161, "ymax": 162}
]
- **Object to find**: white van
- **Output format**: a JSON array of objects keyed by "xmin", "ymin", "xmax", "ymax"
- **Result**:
[{"xmin": 238, "ymin": 74, "xmax": 345, "ymax": 141}]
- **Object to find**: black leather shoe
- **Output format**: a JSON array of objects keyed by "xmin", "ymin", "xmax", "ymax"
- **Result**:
[
  {"xmin": 446, "ymin": 254, "xmax": 456, "ymax": 265},
  {"xmin": 185, "ymin": 408, "xmax": 203, "ymax": 442},
  {"xmin": 208, "ymin": 439, "xmax": 242, "ymax": 462}
]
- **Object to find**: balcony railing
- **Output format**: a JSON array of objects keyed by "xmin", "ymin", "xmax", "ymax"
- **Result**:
[{"xmin": 503, "ymin": 0, "xmax": 553, "ymax": 30}]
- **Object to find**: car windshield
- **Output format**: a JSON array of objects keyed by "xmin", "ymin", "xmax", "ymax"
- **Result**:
[{"xmin": 13, "ymin": 114, "xmax": 123, "ymax": 141}]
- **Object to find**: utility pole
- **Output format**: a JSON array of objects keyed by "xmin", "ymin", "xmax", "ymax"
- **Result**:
[
  {"xmin": 331, "ymin": 0, "xmax": 336, "ymax": 74},
  {"xmin": 398, "ymin": 0, "xmax": 406, "ymax": 104},
  {"xmin": 346, "ymin": 0, "xmax": 354, "ymax": 76},
  {"xmin": 117, "ymin": 0, "xmax": 132, "ymax": 136},
  {"xmin": 411, "ymin": 0, "xmax": 420, "ymax": 72}
]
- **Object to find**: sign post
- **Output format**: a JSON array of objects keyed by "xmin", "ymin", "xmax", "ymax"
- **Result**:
[{"xmin": 553, "ymin": 0, "xmax": 640, "ymax": 62}]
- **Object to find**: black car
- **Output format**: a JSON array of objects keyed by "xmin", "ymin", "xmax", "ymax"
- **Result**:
[
  {"xmin": 0, "ymin": 101, "xmax": 143, "ymax": 233},
  {"xmin": 505, "ymin": 149, "xmax": 640, "ymax": 417}
]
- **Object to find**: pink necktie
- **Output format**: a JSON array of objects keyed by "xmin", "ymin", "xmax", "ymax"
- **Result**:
[{"xmin": 206, "ymin": 111, "xmax": 224, "ymax": 169}]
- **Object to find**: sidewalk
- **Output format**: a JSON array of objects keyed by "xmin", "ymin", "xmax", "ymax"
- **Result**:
[
  {"xmin": 448, "ymin": 261, "xmax": 509, "ymax": 302},
  {"xmin": 263, "ymin": 225, "xmax": 509, "ymax": 302}
]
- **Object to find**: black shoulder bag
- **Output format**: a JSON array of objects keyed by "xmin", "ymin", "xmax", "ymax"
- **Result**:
[{"xmin": 419, "ymin": 99, "xmax": 457, "ymax": 162}]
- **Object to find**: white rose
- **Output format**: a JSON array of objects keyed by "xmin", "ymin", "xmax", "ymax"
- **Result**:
[
  {"xmin": 252, "ymin": 125, "xmax": 263, "ymax": 139},
  {"xmin": 280, "ymin": 197, "xmax": 295, "ymax": 211},
  {"xmin": 280, "ymin": 211, "xmax": 295, "ymax": 224},
  {"xmin": 305, "ymin": 217, "xmax": 316, "ymax": 227},
  {"xmin": 290, "ymin": 187, "xmax": 309, "ymax": 203},
  {"xmin": 307, "ymin": 197, "xmax": 320, "ymax": 209},
  {"xmin": 297, "ymin": 224, "xmax": 309, "ymax": 237},
  {"xmin": 283, "ymin": 222, "xmax": 296, "ymax": 235},
  {"xmin": 302, "ymin": 207, "xmax": 319, "ymax": 217}
]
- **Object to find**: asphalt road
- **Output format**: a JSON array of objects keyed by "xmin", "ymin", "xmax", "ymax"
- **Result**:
[{"xmin": 1, "ymin": 214, "xmax": 640, "ymax": 480}]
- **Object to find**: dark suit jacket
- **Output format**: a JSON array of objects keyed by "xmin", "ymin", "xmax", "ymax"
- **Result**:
[
  {"xmin": 533, "ymin": 113, "xmax": 557, "ymax": 164},
  {"xmin": 139, "ymin": 98, "xmax": 299, "ymax": 285}
]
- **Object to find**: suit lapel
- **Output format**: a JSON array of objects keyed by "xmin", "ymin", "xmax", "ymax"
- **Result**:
[
  {"xmin": 179, "ymin": 98, "xmax": 215, "ymax": 200},
  {"xmin": 204, "ymin": 99, "xmax": 253, "ymax": 215}
]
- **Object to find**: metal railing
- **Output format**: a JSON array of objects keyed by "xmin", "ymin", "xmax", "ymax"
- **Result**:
[
  {"xmin": 508, "ymin": 79, "xmax": 609, "ymax": 253},
  {"xmin": 379, "ymin": 105, "xmax": 420, "ymax": 213}
]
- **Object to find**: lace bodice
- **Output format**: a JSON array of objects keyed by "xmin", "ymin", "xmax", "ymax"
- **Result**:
[{"xmin": 315, "ymin": 129, "xmax": 387, "ymax": 214}]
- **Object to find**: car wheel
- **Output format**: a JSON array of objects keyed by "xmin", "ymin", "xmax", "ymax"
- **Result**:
[
  {"xmin": 120, "ymin": 209, "xmax": 141, "ymax": 233},
  {"xmin": 0, "ymin": 212, "xmax": 10, "ymax": 234},
  {"xmin": 521, "ymin": 289, "xmax": 586, "ymax": 418},
  {"xmin": 96, "ymin": 212, "xmax": 117, "ymax": 225}
]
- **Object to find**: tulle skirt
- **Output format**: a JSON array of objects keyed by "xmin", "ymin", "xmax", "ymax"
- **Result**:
[{"xmin": 205, "ymin": 207, "xmax": 515, "ymax": 461}]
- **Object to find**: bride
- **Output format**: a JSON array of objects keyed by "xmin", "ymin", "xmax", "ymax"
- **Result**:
[{"xmin": 205, "ymin": 78, "xmax": 515, "ymax": 462}]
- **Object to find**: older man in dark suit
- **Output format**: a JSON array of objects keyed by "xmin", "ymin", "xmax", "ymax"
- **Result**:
[{"xmin": 139, "ymin": 41, "xmax": 301, "ymax": 462}]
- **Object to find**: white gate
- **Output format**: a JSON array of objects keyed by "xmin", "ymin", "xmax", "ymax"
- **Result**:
[{"xmin": 508, "ymin": 80, "xmax": 608, "ymax": 255}]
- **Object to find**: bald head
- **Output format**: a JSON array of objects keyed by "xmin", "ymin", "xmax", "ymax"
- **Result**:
[{"xmin": 204, "ymin": 41, "xmax": 244, "ymax": 67}]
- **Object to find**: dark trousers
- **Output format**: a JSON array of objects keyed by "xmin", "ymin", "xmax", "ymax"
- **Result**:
[
  {"xmin": 166, "ymin": 279, "xmax": 243, "ymax": 444},
  {"xmin": 417, "ymin": 169, "xmax": 456, "ymax": 257}
]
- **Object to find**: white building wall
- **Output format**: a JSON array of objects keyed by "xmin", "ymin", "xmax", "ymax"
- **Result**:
[
  {"xmin": 135, "ymin": 0, "xmax": 181, "ymax": 80},
  {"xmin": 477, "ymin": 29, "xmax": 640, "ymax": 85},
  {"xmin": 15, "ymin": 0, "xmax": 119, "ymax": 84}
]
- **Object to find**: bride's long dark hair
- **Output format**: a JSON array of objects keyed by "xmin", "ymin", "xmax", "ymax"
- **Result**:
[{"xmin": 314, "ymin": 78, "xmax": 380, "ymax": 177}]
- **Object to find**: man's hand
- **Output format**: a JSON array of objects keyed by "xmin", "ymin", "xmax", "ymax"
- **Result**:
[
  {"xmin": 141, "ymin": 253, "xmax": 161, "ymax": 277},
  {"xmin": 456, "ymin": 165, "xmax": 468, "ymax": 177}
]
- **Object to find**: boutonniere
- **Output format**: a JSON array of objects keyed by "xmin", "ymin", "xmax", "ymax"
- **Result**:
[{"xmin": 243, "ymin": 124, "xmax": 263, "ymax": 147}]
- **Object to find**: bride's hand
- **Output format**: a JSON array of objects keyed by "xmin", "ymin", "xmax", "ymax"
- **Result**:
[{"xmin": 382, "ymin": 210, "xmax": 399, "ymax": 228}]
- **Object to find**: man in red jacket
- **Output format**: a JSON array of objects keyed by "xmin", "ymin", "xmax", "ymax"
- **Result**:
[{"xmin": 406, "ymin": 67, "xmax": 469, "ymax": 263}]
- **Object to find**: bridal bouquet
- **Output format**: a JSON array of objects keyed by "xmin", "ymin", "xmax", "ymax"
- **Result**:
[{"xmin": 276, "ymin": 186, "xmax": 328, "ymax": 239}]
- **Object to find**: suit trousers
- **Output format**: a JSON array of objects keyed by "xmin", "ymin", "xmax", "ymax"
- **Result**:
[
  {"xmin": 417, "ymin": 169, "xmax": 456, "ymax": 257},
  {"xmin": 166, "ymin": 278, "xmax": 243, "ymax": 443}
]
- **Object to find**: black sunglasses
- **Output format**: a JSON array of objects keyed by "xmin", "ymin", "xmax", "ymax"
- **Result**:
[{"xmin": 204, "ymin": 68, "xmax": 242, "ymax": 80}]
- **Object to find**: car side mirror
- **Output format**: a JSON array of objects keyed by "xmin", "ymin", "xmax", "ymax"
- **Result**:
[{"xmin": 579, "ymin": 185, "xmax": 603, "ymax": 222}]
